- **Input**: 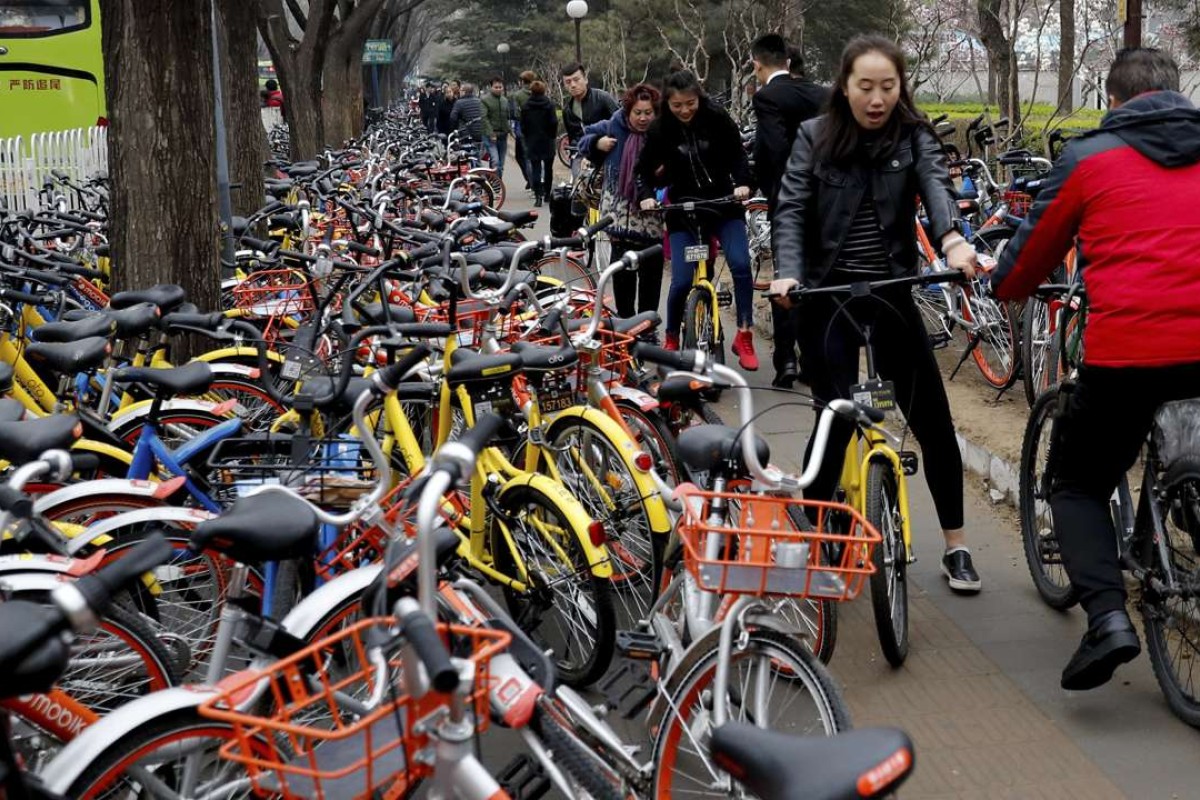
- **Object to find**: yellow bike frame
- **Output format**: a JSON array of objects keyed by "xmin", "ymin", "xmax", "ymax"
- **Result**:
[{"xmin": 840, "ymin": 429, "xmax": 914, "ymax": 557}]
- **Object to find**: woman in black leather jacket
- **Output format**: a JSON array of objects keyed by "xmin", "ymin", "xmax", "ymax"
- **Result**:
[{"xmin": 770, "ymin": 35, "xmax": 983, "ymax": 594}]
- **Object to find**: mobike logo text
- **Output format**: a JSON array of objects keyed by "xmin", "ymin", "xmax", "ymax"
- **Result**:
[{"xmin": 15, "ymin": 692, "xmax": 94, "ymax": 738}]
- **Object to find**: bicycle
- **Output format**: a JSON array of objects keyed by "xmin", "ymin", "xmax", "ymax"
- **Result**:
[
  {"xmin": 780, "ymin": 269, "xmax": 968, "ymax": 666},
  {"xmin": 1019, "ymin": 282, "xmax": 1200, "ymax": 727}
]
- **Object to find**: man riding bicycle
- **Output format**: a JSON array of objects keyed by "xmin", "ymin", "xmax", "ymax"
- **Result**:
[{"xmin": 993, "ymin": 48, "xmax": 1200, "ymax": 691}]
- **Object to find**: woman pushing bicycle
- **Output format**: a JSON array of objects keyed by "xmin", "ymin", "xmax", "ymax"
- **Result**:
[
  {"xmin": 636, "ymin": 70, "xmax": 760, "ymax": 370},
  {"xmin": 769, "ymin": 35, "xmax": 983, "ymax": 594}
]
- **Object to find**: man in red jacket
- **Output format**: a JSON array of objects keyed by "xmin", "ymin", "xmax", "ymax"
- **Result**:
[{"xmin": 994, "ymin": 47, "xmax": 1200, "ymax": 692}]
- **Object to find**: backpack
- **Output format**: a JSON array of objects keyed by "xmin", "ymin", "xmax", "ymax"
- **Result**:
[{"xmin": 549, "ymin": 183, "xmax": 584, "ymax": 237}]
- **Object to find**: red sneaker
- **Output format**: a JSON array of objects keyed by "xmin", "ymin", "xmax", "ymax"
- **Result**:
[
  {"xmin": 664, "ymin": 333, "xmax": 680, "ymax": 352},
  {"xmin": 732, "ymin": 330, "xmax": 759, "ymax": 371}
]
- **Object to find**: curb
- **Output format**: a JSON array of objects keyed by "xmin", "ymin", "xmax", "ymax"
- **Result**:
[{"xmin": 957, "ymin": 433, "xmax": 1020, "ymax": 508}]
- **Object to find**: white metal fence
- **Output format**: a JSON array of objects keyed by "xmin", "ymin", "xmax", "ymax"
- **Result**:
[{"xmin": 0, "ymin": 126, "xmax": 108, "ymax": 213}]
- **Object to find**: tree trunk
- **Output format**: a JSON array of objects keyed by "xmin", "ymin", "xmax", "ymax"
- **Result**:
[
  {"xmin": 1057, "ymin": 0, "xmax": 1076, "ymax": 114},
  {"xmin": 101, "ymin": 0, "xmax": 220, "ymax": 316},
  {"xmin": 977, "ymin": 0, "xmax": 1017, "ymax": 121},
  {"xmin": 256, "ymin": 0, "xmax": 337, "ymax": 160},
  {"xmin": 218, "ymin": 0, "xmax": 267, "ymax": 215}
]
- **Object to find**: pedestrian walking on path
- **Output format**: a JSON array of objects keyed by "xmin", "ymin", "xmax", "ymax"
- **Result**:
[
  {"xmin": 481, "ymin": 76, "xmax": 511, "ymax": 177},
  {"xmin": 769, "ymin": 35, "xmax": 982, "ymax": 594},
  {"xmin": 521, "ymin": 81, "xmax": 559, "ymax": 207}
]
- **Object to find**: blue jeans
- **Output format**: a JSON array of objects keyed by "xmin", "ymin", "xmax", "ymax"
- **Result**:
[
  {"xmin": 485, "ymin": 135, "xmax": 507, "ymax": 176},
  {"xmin": 667, "ymin": 216, "xmax": 753, "ymax": 335}
]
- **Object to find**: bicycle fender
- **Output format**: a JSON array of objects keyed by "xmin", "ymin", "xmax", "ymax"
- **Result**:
[
  {"xmin": 41, "ymin": 687, "xmax": 218, "ymax": 796},
  {"xmin": 67, "ymin": 506, "xmax": 215, "ymax": 556},
  {"xmin": 544, "ymin": 407, "xmax": 673, "ymax": 535},
  {"xmin": 34, "ymin": 477, "xmax": 179, "ymax": 515},
  {"xmin": 107, "ymin": 398, "xmax": 237, "ymax": 432},
  {"xmin": 497, "ymin": 472, "xmax": 614, "ymax": 579},
  {"xmin": 195, "ymin": 346, "xmax": 287, "ymax": 366},
  {"xmin": 276, "ymin": 564, "xmax": 382, "ymax": 641},
  {"xmin": 0, "ymin": 556, "xmax": 100, "ymax": 584},
  {"xmin": 69, "ymin": 440, "xmax": 134, "ymax": 468},
  {"xmin": 610, "ymin": 384, "xmax": 659, "ymax": 412}
]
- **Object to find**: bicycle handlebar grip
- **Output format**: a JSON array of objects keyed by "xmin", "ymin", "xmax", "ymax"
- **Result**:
[
  {"xmin": 632, "ymin": 341, "xmax": 699, "ymax": 372},
  {"xmin": 0, "ymin": 288, "xmax": 54, "ymax": 306},
  {"xmin": 72, "ymin": 533, "xmax": 172, "ymax": 618},
  {"xmin": 346, "ymin": 241, "xmax": 382, "ymax": 258},
  {"xmin": 240, "ymin": 236, "xmax": 278, "ymax": 253},
  {"xmin": 547, "ymin": 235, "xmax": 583, "ymax": 249},
  {"xmin": 69, "ymin": 452, "xmax": 100, "ymax": 475},
  {"xmin": 858, "ymin": 405, "xmax": 886, "ymax": 424},
  {"xmin": 0, "ymin": 485, "xmax": 33, "ymax": 519},
  {"xmin": 998, "ymin": 155, "xmax": 1030, "ymax": 166},
  {"xmin": 627, "ymin": 244, "xmax": 663, "ymax": 264},
  {"xmin": 396, "ymin": 598, "xmax": 459, "ymax": 693},
  {"xmin": 583, "ymin": 215, "xmax": 614, "ymax": 237},
  {"xmin": 407, "ymin": 241, "xmax": 440, "ymax": 260},
  {"xmin": 456, "ymin": 413, "xmax": 507, "ymax": 459},
  {"xmin": 372, "ymin": 343, "xmax": 432, "ymax": 394},
  {"xmin": 56, "ymin": 262, "xmax": 106, "ymax": 280}
]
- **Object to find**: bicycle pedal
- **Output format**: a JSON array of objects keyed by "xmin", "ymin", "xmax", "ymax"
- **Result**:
[
  {"xmin": 598, "ymin": 659, "xmax": 658, "ymax": 720},
  {"xmin": 898, "ymin": 450, "xmax": 920, "ymax": 477},
  {"xmin": 716, "ymin": 290, "xmax": 733, "ymax": 308},
  {"xmin": 927, "ymin": 331, "xmax": 952, "ymax": 350},
  {"xmin": 615, "ymin": 629, "xmax": 665, "ymax": 660},
  {"xmin": 497, "ymin": 753, "xmax": 552, "ymax": 800}
]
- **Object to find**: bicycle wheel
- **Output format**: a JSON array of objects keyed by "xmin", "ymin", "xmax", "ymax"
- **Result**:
[
  {"xmin": 615, "ymin": 399, "xmax": 683, "ymax": 488},
  {"xmin": 491, "ymin": 482, "xmax": 615, "ymax": 686},
  {"xmin": 111, "ymin": 408, "xmax": 231, "ymax": 452},
  {"xmin": 963, "ymin": 287, "xmax": 1019, "ymax": 389},
  {"xmin": 651, "ymin": 630, "xmax": 850, "ymax": 799},
  {"xmin": 683, "ymin": 287, "xmax": 723, "ymax": 365},
  {"xmin": 1142, "ymin": 473, "xmax": 1200, "ymax": 727},
  {"xmin": 1021, "ymin": 299, "xmax": 1054, "ymax": 407},
  {"xmin": 544, "ymin": 415, "xmax": 662, "ymax": 623},
  {"xmin": 61, "ymin": 708, "xmax": 263, "ymax": 799},
  {"xmin": 207, "ymin": 375, "xmax": 287, "ymax": 434},
  {"xmin": 866, "ymin": 460, "xmax": 909, "ymax": 667},
  {"xmin": 1018, "ymin": 387, "xmax": 1079, "ymax": 610},
  {"xmin": 532, "ymin": 252, "xmax": 593, "ymax": 292},
  {"xmin": 556, "ymin": 133, "xmax": 573, "ymax": 168}
]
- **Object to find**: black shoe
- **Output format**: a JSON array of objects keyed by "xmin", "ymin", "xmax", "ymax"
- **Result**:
[
  {"xmin": 941, "ymin": 548, "xmax": 982, "ymax": 594},
  {"xmin": 534, "ymin": 196, "xmax": 543, "ymax": 207},
  {"xmin": 772, "ymin": 359, "xmax": 798, "ymax": 389},
  {"xmin": 1061, "ymin": 610, "xmax": 1141, "ymax": 691}
]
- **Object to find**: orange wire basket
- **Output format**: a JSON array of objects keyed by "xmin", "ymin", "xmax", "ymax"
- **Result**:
[
  {"xmin": 1002, "ymin": 190, "xmax": 1033, "ymax": 217},
  {"xmin": 199, "ymin": 617, "xmax": 510, "ymax": 800},
  {"xmin": 674, "ymin": 485, "xmax": 881, "ymax": 601},
  {"xmin": 530, "ymin": 324, "xmax": 637, "ymax": 385},
  {"xmin": 233, "ymin": 269, "xmax": 316, "ymax": 320}
]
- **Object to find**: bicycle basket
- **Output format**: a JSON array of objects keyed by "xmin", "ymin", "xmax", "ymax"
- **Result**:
[
  {"xmin": 198, "ymin": 617, "xmax": 510, "ymax": 800},
  {"xmin": 674, "ymin": 485, "xmax": 881, "ymax": 601},
  {"xmin": 1002, "ymin": 190, "xmax": 1033, "ymax": 217},
  {"xmin": 207, "ymin": 434, "xmax": 377, "ymax": 509},
  {"xmin": 232, "ymin": 269, "xmax": 316, "ymax": 319}
]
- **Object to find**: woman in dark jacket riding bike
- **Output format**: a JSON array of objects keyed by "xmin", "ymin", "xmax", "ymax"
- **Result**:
[
  {"xmin": 769, "ymin": 35, "xmax": 983, "ymax": 593},
  {"xmin": 636, "ymin": 70, "xmax": 759, "ymax": 370}
]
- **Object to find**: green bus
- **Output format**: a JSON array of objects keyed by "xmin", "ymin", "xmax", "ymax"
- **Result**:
[{"xmin": 0, "ymin": 0, "xmax": 105, "ymax": 140}]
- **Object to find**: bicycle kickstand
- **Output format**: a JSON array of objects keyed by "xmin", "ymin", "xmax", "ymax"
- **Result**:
[{"xmin": 947, "ymin": 333, "xmax": 981, "ymax": 382}]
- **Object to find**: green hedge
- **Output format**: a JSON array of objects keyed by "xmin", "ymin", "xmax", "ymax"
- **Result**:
[{"xmin": 918, "ymin": 102, "xmax": 1104, "ymax": 157}]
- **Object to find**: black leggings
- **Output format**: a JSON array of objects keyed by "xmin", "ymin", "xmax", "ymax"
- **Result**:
[
  {"xmin": 799, "ymin": 288, "xmax": 964, "ymax": 530},
  {"xmin": 610, "ymin": 237, "xmax": 664, "ymax": 318}
]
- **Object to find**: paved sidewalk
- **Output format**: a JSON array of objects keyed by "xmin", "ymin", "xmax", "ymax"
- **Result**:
[{"xmin": 498, "ymin": 167, "xmax": 1200, "ymax": 798}]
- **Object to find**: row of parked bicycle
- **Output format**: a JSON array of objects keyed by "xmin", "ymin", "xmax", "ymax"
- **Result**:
[{"xmin": 0, "ymin": 110, "xmax": 926, "ymax": 799}]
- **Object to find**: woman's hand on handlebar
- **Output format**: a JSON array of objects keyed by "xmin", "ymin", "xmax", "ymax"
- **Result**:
[
  {"xmin": 942, "ymin": 232, "xmax": 978, "ymax": 279},
  {"xmin": 770, "ymin": 277, "xmax": 800, "ymax": 309},
  {"xmin": 733, "ymin": 185, "xmax": 751, "ymax": 201},
  {"xmin": 639, "ymin": 198, "xmax": 658, "ymax": 211}
]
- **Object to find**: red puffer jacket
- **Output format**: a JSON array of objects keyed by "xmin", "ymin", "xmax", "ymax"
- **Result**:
[{"xmin": 993, "ymin": 91, "xmax": 1200, "ymax": 367}]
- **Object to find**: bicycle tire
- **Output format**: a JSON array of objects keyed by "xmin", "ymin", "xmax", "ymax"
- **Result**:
[
  {"xmin": 651, "ymin": 629, "xmax": 850, "ymax": 799},
  {"xmin": 866, "ymin": 460, "xmax": 909, "ymax": 666},
  {"xmin": 784, "ymin": 502, "xmax": 839, "ymax": 664},
  {"xmin": 1018, "ymin": 387, "xmax": 1079, "ymax": 610},
  {"xmin": 61, "ymin": 707, "xmax": 264, "ymax": 799},
  {"xmin": 532, "ymin": 253, "xmax": 593, "ymax": 292},
  {"xmin": 614, "ymin": 399, "xmax": 683, "ymax": 487},
  {"xmin": 556, "ymin": 134, "xmax": 572, "ymax": 168},
  {"xmin": 110, "ymin": 408, "xmax": 231, "ymax": 452},
  {"xmin": 491, "ymin": 482, "xmax": 616, "ymax": 687},
  {"xmin": 532, "ymin": 704, "xmax": 623, "ymax": 800},
  {"xmin": 1021, "ymin": 299, "xmax": 1053, "ymax": 408},
  {"xmin": 683, "ymin": 287, "xmax": 723, "ymax": 365},
  {"xmin": 1142, "ymin": 473, "xmax": 1200, "ymax": 728}
]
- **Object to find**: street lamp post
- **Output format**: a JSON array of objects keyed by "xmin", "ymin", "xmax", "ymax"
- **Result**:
[
  {"xmin": 496, "ymin": 42, "xmax": 510, "ymax": 87},
  {"xmin": 566, "ymin": 0, "xmax": 588, "ymax": 65}
]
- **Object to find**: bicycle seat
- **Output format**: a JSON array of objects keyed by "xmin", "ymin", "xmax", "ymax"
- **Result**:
[
  {"xmin": 677, "ymin": 424, "xmax": 769, "ymax": 477},
  {"xmin": 612, "ymin": 311, "xmax": 661, "ymax": 337},
  {"xmin": 190, "ymin": 491, "xmax": 320, "ymax": 563},
  {"xmin": 26, "ymin": 336, "xmax": 111, "ymax": 376},
  {"xmin": 0, "ymin": 414, "xmax": 82, "ymax": 465},
  {"xmin": 494, "ymin": 209, "xmax": 538, "ymax": 226},
  {"xmin": 115, "ymin": 362, "xmax": 214, "ymax": 396},
  {"xmin": 0, "ymin": 398, "xmax": 25, "ymax": 422},
  {"xmin": 110, "ymin": 283, "xmax": 187, "ymax": 313},
  {"xmin": 359, "ymin": 302, "xmax": 417, "ymax": 325},
  {"xmin": 446, "ymin": 350, "xmax": 522, "ymax": 387},
  {"xmin": 32, "ymin": 314, "xmax": 115, "ymax": 344},
  {"xmin": 479, "ymin": 218, "xmax": 515, "ymax": 238},
  {"xmin": 709, "ymin": 723, "xmax": 915, "ymax": 800},
  {"xmin": 464, "ymin": 248, "xmax": 507, "ymax": 272},
  {"xmin": 106, "ymin": 302, "xmax": 161, "ymax": 339},
  {"xmin": 510, "ymin": 341, "xmax": 578, "ymax": 374}
]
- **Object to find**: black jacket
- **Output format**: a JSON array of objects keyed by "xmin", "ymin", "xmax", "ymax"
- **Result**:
[
  {"xmin": 561, "ymin": 87, "xmax": 618, "ymax": 143},
  {"xmin": 450, "ymin": 95, "xmax": 486, "ymax": 142},
  {"xmin": 521, "ymin": 94, "xmax": 560, "ymax": 160},
  {"xmin": 772, "ymin": 118, "xmax": 958, "ymax": 286},
  {"xmin": 635, "ymin": 99, "xmax": 754, "ymax": 232},
  {"xmin": 435, "ymin": 94, "xmax": 455, "ymax": 135},
  {"xmin": 752, "ymin": 75, "xmax": 828, "ymax": 212}
]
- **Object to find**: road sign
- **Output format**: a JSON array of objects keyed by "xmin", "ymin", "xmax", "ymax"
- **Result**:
[{"xmin": 363, "ymin": 40, "xmax": 393, "ymax": 65}]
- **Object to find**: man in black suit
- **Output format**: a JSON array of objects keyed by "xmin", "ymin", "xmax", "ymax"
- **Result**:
[{"xmin": 752, "ymin": 34, "xmax": 828, "ymax": 387}]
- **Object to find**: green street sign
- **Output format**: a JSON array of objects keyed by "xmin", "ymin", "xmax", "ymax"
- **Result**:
[{"xmin": 363, "ymin": 40, "xmax": 393, "ymax": 64}]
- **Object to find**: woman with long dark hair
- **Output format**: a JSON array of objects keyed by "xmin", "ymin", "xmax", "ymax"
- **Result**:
[
  {"xmin": 770, "ymin": 35, "xmax": 983, "ymax": 593},
  {"xmin": 578, "ymin": 83, "xmax": 664, "ymax": 319},
  {"xmin": 636, "ymin": 70, "xmax": 759, "ymax": 370}
]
